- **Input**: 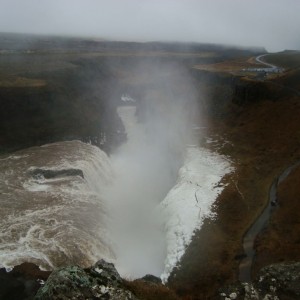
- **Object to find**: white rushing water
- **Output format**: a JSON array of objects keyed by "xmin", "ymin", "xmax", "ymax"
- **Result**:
[
  {"xmin": 0, "ymin": 104, "xmax": 232, "ymax": 282},
  {"xmin": 0, "ymin": 141, "xmax": 115, "ymax": 270},
  {"xmin": 106, "ymin": 106, "xmax": 168, "ymax": 278}
]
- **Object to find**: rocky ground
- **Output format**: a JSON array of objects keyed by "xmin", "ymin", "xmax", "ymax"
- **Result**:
[
  {"xmin": 0, "ymin": 260, "xmax": 180, "ymax": 300},
  {"xmin": 219, "ymin": 262, "xmax": 300, "ymax": 300},
  {"xmin": 1, "ymin": 259, "xmax": 299, "ymax": 300},
  {"xmin": 35, "ymin": 260, "xmax": 137, "ymax": 300}
]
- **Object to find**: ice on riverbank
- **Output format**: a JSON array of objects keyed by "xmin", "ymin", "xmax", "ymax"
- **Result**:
[{"xmin": 160, "ymin": 147, "xmax": 233, "ymax": 282}]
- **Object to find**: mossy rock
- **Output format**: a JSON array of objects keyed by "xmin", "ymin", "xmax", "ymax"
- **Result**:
[{"xmin": 35, "ymin": 261, "xmax": 137, "ymax": 300}]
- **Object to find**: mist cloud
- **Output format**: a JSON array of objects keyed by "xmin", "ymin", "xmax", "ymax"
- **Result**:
[{"xmin": 0, "ymin": 0, "xmax": 299, "ymax": 51}]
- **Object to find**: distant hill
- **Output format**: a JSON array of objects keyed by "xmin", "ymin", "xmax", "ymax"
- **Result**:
[{"xmin": 0, "ymin": 32, "xmax": 265, "ymax": 57}]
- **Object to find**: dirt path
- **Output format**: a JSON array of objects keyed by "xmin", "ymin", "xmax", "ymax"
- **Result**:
[
  {"xmin": 239, "ymin": 161, "xmax": 300, "ymax": 281},
  {"xmin": 256, "ymin": 54, "xmax": 279, "ymax": 69},
  {"xmin": 238, "ymin": 55, "xmax": 300, "ymax": 280}
]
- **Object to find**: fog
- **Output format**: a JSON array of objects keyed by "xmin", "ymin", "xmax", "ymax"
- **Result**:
[
  {"xmin": 105, "ymin": 63, "xmax": 197, "ymax": 278},
  {"xmin": 0, "ymin": 0, "xmax": 299, "ymax": 52}
]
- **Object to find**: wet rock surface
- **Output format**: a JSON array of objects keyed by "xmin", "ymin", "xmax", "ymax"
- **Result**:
[
  {"xmin": 0, "ymin": 263, "xmax": 50, "ymax": 300},
  {"xmin": 141, "ymin": 274, "xmax": 162, "ymax": 285},
  {"xmin": 31, "ymin": 168, "xmax": 84, "ymax": 179},
  {"xmin": 35, "ymin": 260, "xmax": 138, "ymax": 300},
  {"xmin": 219, "ymin": 262, "xmax": 300, "ymax": 300}
]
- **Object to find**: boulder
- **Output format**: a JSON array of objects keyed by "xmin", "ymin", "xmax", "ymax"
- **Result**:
[
  {"xmin": 141, "ymin": 274, "xmax": 162, "ymax": 285},
  {"xmin": 35, "ymin": 260, "xmax": 138, "ymax": 300}
]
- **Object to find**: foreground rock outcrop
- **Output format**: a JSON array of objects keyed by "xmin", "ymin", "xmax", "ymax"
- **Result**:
[
  {"xmin": 219, "ymin": 262, "xmax": 300, "ymax": 300},
  {"xmin": 2, "ymin": 260, "xmax": 300, "ymax": 299},
  {"xmin": 35, "ymin": 260, "xmax": 138, "ymax": 300}
]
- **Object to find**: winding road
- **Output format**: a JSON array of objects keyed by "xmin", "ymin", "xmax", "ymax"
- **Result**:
[{"xmin": 255, "ymin": 54, "xmax": 279, "ymax": 69}]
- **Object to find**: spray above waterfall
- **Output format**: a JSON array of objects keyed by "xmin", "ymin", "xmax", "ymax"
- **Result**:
[
  {"xmin": 105, "ymin": 63, "xmax": 198, "ymax": 278},
  {"xmin": 102, "ymin": 62, "xmax": 233, "ymax": 280}
]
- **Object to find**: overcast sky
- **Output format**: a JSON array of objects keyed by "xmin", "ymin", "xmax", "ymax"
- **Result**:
[{"xmin": 0, "ymin": 0, "xmax": 299, "ymax": 52}]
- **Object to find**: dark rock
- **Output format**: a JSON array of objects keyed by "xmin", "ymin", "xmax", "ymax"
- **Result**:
[
  {"xmin": 219, "ymin": 261, "xmax": 300, "ymax": 299},
  {"xmin": 141, "ymin": 274, "xmax": 162, "ymax": 285},
  {"xmin": 0, "ymin": 269, "xmax": 27, "ymax": 300},
  {"xmin": 89, "ymin": 259, "xmax": 122, "ymax": 287},
  {"xmin": 234, "ymin": 254, "xmax": 247, "ymax": 260},
  {"xmin": 31, "ymin": 168, "xmax": 84, "ymax": 179},
  {"xmin": 12, "ymin": 263, "xmax": 50, "ymax": 281},
  {"xmin": 256, "ymin": 261, "xmax": 300, "ymax": 299},
  {"xmin": 35, "ymin": 261, "xmax": 138, "ymax": 300},
  {"xmin": 0, "ymin": 263, "xmax": 50, "ymax": 300},
  {"xmin": 35, "ymin": 266, "xmax": 92, "ymax": 300}
]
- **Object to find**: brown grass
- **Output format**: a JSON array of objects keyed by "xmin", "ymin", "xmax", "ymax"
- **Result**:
[
  {"xmin": 124, "ymin": 279, "xmax": 181, "ymax": 300},
  {"xmin": 0, "ymin": 76, "xmax": 46, "ymax": 87},
  {"xmin": 168, "ymin": 76, "xmax": 300, "ymax": 298},
  {"xmin": 263, "ymin": 51, "xmax": 300, "ymax": 69},
  {"xmin": 193, "ymin": 57, "xmax": 259, "ymax": 74},
  {"xmin": 253, "ymin": 165, "xmax": 300, "ymax": 274}
]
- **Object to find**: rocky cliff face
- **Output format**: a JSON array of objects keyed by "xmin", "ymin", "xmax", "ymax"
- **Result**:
[
  {"xmin": 0, "ymin": 55, "xmax": 125, "ymax": 154},
  {"xmin": 232, "ymin": 78, "xmax": 289, "ymax": 105},
  {"xmin": 0, "ymin": 259, "xmax": 178, "ymax": 300},
  {"xmin": 35, "ymin": 260, "xmax": 138, "ymax": 300}
]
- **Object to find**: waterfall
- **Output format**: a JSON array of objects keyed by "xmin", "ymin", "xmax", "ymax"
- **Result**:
[
  {"xmin": 0, "ymin": 105, "xmax": 233, "ymax": 282},
  {"xmin": 106, "ymin": 106, "xmax": 170, "ymax": 278},
  {"xmin": 104, "ymin": 105, "xmax": 233, "ymax": 281},
  {"xmin": 0, "ymin": 141, "xmax": 116, "ymax": 270}
]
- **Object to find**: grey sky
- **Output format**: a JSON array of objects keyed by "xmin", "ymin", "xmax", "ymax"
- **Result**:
[{"xmin": 0, "ymin": 0, "xmax": 299, "ymax": 52}]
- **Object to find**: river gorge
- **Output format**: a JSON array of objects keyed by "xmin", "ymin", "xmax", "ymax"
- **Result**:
[{"xmin": 0, "ymin": 102, "xmax": 232, "ymax": 283}]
